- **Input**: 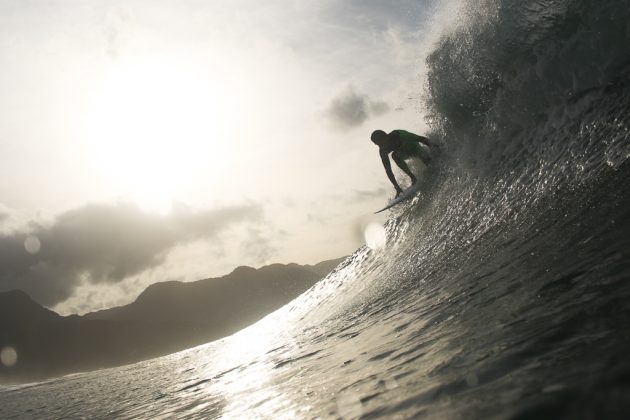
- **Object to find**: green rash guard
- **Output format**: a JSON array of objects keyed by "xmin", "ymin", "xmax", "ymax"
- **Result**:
[{"xmin": 389, "ymin": 130, "xmax": 431, "ymax": 165}]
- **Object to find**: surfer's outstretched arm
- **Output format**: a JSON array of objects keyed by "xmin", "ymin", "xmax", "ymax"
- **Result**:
[{"xmin": 380, "ymin": 150, "xmax": 403, "ymax": 195}]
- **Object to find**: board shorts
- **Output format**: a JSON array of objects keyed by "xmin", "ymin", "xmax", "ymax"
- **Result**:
[{"xmin": 391, "ymin": 130, "xmax": 431, "ymax": 165}]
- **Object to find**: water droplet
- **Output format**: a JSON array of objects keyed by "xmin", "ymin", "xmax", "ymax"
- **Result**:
[
  {"xmin": 465, "ymin": 372, "xmax": 479, "ymax": 387},
  {"xmin": 364, "ymin": 223, "xmax": 386, "ymax": 250},
  {"xmin": 24, "ymin": 235, "xmax": 41, "ymax": 254},
  {"xmin": 0, "ymin": 347, "xmax": 18, "ymax": 367}
]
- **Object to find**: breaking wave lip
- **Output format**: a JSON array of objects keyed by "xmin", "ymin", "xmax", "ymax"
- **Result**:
[{"xmin": 278, "ymin": 0, "xmax": 630, "ymax": 415}]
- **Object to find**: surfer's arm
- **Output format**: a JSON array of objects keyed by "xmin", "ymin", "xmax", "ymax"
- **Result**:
[{"xmin": 380, "ymin": 150, "xmax": 403, "ymax": 194}]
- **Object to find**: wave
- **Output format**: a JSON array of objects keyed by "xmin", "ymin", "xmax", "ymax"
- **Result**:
[{"xmin": 1, "ymin": 0, "xmax": 629, "ymax": 418}]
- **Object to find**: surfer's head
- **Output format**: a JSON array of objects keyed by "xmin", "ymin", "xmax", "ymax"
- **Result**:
[{"xmin": 370, "ymin": 130, "xmax": 388, "ymax": 147}]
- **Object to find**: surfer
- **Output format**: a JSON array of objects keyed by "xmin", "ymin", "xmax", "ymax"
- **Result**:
[{"xmin": 371, "ymin": 129, "xmax": 432, "ymax": 197}]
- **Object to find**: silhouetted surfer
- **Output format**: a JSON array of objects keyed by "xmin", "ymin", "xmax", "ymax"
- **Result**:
[{"xmin": 371, "ymin": 129, "xmax": 432, "ymax": 197}]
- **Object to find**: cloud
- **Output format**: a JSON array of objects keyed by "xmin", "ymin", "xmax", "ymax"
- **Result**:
[
  {"xmin": 324, "ymin": 187, "xmax": 388, "ymax": 206},
  {"xmin": 240, "ymin": 227, "xmax": 276, "ymax": 264},
  {"xmin": 104, "ymin": 6, "xmax": 133, "ymax": 59},
  {"xmin": 0, "ymin": 202, "xmax": 262, "ymax": 306},
  {"xmin": 0, "ymin": 203, "xmax": 13, "ymax": 229},
  {"xmin": 321, "ymin": 0, "xmax": 436, "ymax": 33},
  {"xmin": 306, "ymin": 213, "xmax": 329, "ymax": 225},
  {"xmin": 348, "ymin": 187, "xmax": 388, "ymax": 202},
  {"xmin": 325, "ymin": 87, "xmax": 390, "ymax": 131}
]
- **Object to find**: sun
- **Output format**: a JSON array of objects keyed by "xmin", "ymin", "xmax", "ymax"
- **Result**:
[{"xmin": 85, "ymin": 55, "xmax": 235, "ymax": 210}]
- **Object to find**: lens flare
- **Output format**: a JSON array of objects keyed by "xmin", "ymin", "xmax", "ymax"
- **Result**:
[
  {"xmin": 0, "ymin": 347, "xmax": 18, "ymax": 368},
  {"xmin": 24, "ymin": 235, "xmax": 41, "ymax": 254},
  {"xmin": 363, "ymin": 223, "xmax": 386, "ymax": 250}
]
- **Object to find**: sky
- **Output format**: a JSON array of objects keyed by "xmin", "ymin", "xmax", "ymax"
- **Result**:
[{"xmin": 0, "ymin": 0, "xmax": 444, "ymax": 315}]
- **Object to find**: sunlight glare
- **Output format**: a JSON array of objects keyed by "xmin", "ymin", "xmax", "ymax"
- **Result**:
[
  {"xmin": 207, "ymin": 314, "xmax": 296, "ymax": 416},
  {"xmin": 364, "ymin": 222, "xmax": 386, "ymax": 250},
  {"xmin": 85, "ymin": 55, "xmax": 238, "ymax": 210}
]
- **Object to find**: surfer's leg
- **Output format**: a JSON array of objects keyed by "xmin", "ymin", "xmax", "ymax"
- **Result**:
[
  {"xmin": 413, "ymin": 143, "xmax": 432, "ymax": 166},
  {"xmin": 392, "ymin": 152, "xmax": 417, "ymax": 183}
]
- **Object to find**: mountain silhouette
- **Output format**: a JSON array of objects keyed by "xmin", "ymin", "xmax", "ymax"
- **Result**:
[{"xmin": 0, "ymin": 258, "xmax": 344, "ymax": 384}]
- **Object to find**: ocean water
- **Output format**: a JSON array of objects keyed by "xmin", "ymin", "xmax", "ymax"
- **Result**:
[{"xmin": 2, "ymin": 0, "xmax": 630, "ymax": 418}]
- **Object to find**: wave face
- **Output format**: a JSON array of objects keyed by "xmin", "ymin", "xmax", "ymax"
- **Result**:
[{"xmin": 1, "ymin": 0, "xmax": 630, "ymax": 418}]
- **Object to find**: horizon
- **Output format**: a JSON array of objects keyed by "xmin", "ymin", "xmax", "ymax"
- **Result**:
[
  {"xmin": 0, "ymin": 0, "xmax": 442, "ymax": 315},
  {"xmin": 1, "ymin": 255, "xmax": 348, "ymax": 316}
]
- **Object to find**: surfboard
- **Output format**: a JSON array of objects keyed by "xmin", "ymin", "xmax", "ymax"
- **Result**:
[{"xmin": 374, "ymin": 182, "xmax": 422, "ymax": 213}]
